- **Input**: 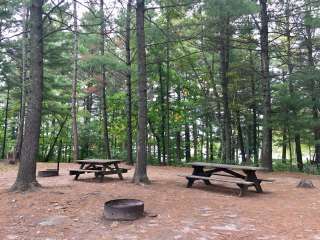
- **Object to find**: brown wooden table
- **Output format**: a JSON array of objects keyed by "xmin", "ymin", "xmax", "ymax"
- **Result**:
[
  {"xmin": 179, "ymin": 162, "xmax": 272, "ymax": 196},
  {"xmin": 69, "ymin": 159, "xmax": 127, "ymax": 181}
]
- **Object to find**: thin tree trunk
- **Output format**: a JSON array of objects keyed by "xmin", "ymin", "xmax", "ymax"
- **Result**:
[
  {"xmin": 158, "ymin": 60, "xmax": 166, "ymax": 164},
  {"xmin": 193, "ymin": 122, "xmax": 198, "ymax": 160},
  {"xmin": 282, "ymin": 127, "xmax": 287, "ymax": 163},
  {"xmin": 71, "ymin": 0, "xmax": 79, "ymax": 161},
  {"xmin": 11, "ymin": 0, "xmax": 44, "ymax": 191},
  {"xmin": 14, "ymin": 7, "xmax": 29, "ymax": 163},
  {"xmin": 286, "ymin": 0, "xmax": 303, "ymax": 170},
  {"xmin": 1, "ymin": 88, "xmax": 9, "ymax": 160},
  {"xmin": 125, "ymin": 0, "xmax": 133, "ymax": 165},
  {"xmin": 165, "ymin": 10, "xmax": 171, "ymax": 164},
  {"xmin": 260, "ymin": 0, "xmax": 272, "ymax": 170},
  {"xmin": 44, "ymin": 117, "xmax": 67, "ymax": 162},
  {"xmin": 133, "ymin": 0, "xmax": 149, "ymax": 184},
  {"xmin": 236, "ymin": 110, "xmax": 246, "ymax": 163},
  {"xmin": 185, "ymin": 123, "xmax": 191, "ymax": 162},
  {"xmin": 100, "ymin": 0, "xmax": 111, "ymax": 159}
]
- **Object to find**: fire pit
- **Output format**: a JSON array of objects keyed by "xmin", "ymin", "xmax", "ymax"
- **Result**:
[{"xmin": 104, "ymin": 199, "xmax": 144, "ymax": 221}]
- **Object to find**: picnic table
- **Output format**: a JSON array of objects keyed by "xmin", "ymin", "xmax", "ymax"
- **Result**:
[
  {"xmin": 69, "ymin": 159, "xmax": 128, "ymax": 181},
  {"xmin": 179, "ymin": 162, "xmax": 272, "ymax": 197}
]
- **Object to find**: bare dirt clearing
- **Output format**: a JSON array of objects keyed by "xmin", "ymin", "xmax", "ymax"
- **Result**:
[{"xmin": 1, "ymin": 163, "xmax": 320, "ymax": 240}]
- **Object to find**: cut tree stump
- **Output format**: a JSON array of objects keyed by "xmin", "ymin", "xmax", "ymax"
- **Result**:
[{"xmin": 296, "ymin": 179, "xmax": 315, "ymax": 188}]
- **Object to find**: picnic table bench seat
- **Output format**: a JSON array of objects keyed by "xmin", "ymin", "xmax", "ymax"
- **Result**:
[
  {"xmin": 69, "ymin": 168, "xmax": 128, "ymax": 175},
  {"xmin": 178, "ymin": 174, "xmax": 255, "ymax": 197}
]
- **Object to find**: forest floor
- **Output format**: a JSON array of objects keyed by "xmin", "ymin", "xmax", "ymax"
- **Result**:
[{"xmin": 1, "ymin": 163, "xmax": 320, "ymax": 240}]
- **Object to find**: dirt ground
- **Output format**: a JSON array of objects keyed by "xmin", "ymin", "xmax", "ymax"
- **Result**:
[{"xmin": 1, "ymin": 163, "xmax": 320, "ymax": 240}]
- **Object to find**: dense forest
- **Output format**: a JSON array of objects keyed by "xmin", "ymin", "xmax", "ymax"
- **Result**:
[{"xmin": 0, "ymin": 0, "xmax": 320, "ymax": 188}]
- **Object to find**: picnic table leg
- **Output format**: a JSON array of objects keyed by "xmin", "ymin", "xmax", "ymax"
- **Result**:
[
  {"xmin": 74, "ymin": 163, "xmax": 85, "ymax": 180},
  {"xmin": 187, "ymin": 166, "xmax": 211, "ymax": 188},
  {"xmin": 243, "ymin": 170, "xmax": 263, "ymax": 193},
  {"xmin": 114, "ymin": 163, "xmax": 123, "ymax": 180},
  {"xmin": 237, "ymin": 184, "xmax": 248, "ymax": 197}
]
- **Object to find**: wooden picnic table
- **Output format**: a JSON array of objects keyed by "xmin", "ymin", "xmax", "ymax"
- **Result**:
[
  {"xmin": 179, "ymin": 162, "xmax": 272, "ymax": 196},
  {"xmin": 69, "ymin": 159, "xmax": 128, "ymax": 181}
]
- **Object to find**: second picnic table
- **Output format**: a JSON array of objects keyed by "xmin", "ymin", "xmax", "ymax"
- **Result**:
[
  {"xmin": 69, "ymin": 159, "xmax": 128, "ymax": 181},
  {"xmin": 180, "ymin": 162, "xmax": 271, "ymax": 196}
]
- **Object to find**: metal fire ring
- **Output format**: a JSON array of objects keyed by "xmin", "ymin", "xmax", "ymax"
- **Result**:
[{"xmin": 104, "ymin": 199, "xmax": 144, "ymax": 221}]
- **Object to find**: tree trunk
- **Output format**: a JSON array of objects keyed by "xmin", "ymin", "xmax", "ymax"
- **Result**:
[
  {"xmin": 133, "ymin": 0, "xmax": 149, "ymax": 184},
  {"xmin": 44, "ymin": 117, "xmax": 67, "ymax": 162},
  {"xmin": 100, "ymin": 0, "xmax": 111, "ymax": 159},
  {"xmin": 220, "ymin": 18, "xmax": 232, "ymax": 163},
  {"xmin": 282, "ymin": 128, "xmax": 287, "ymax": 163},
  {"xmin": 14, "ymin": 7, "xmax": 29, "ymax": 162},
  {"xmin": 185, "ymin": 123, "xmax": 191, "ymax": 162},
  {"xmin": 11, "ymin": 0, "xmax": 44, "ymax": 191},
  {"xmin": 165, "ymin": 10, "xmax": 171, "ymax": 164},
  {"xmin": 71, "ymin": 0, "xmax": 79, "ymax": 161},
  {"xmin": 285, "ymin": 0, "xmax": 303, "ymax": 170},
  {"xmin": 125, "ymin": 0, "xmax": 133, "ymax": 165},
  {"xmin": 176, "ymin": 80, "xmax": 182, "ymax": 162},
  {"xmin": 260, "ymin": 0, "xmax": 272, "ymax": 170},
  {"xmin": 158, "ymin": 60, "xmax": 166, "ymax": 164},
  {"xmin": 193, "ymin": 122, "xmax": 198, "ymax": 160},
  {"xmin": 1, "ymin": 88, "xmax": 9, "ymax": 160},
  {"xmin": 236, "ymin": 110, "xmax": 246, "ymax": 163}
]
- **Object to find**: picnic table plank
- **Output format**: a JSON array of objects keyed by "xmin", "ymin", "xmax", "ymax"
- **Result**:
[{"xmin": 188, "ymin": 162, "xmax": 268, "ymax": 171}]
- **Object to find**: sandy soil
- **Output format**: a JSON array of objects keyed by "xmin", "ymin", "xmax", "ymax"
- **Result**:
[{"xmin": 1, "ymin": 162, "xmax": 320, "ymax": 240}]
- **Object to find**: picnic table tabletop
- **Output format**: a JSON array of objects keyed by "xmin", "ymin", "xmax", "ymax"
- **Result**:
[
  {"xmin": 75, "ymin": 159, "xmax": 122, "ymax": 164},
  {"xmin": 188, "ymin": 162, "xmax": 268, "ymax": 171}
]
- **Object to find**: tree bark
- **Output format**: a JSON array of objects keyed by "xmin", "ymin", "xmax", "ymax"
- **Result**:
[
  {"xmin": 193, "ymin": 122, "xmax": 198, "ymax": 160},
  {"xmin": 133, "ymin": 0, "xmax": 149, "ymax": 184},
  {"xmin": 185, "ymin": 123, "xmax": 191, "ymax": 162},
  {"xmin": 100, "ymin": 0, "xmax": 111, "ymax": 159},
  {"xmin": 125, "ymin": 0, "xmax": 133, "ymax": 165},
  {"xmin": 11, "ymin": 0, "xmax": 43, "ymax": 191},
  {"xmin": 236, "ymin": 110, "xmax": 246, "ymax": 163},
  {"xmin": 158, "ymin": 60, "xmax": 166, "ymax": 164},
  {"xmin": 220, "ymin": 18, "xmax": 232, "ymax": 163},
  {"xmin": 260, "ymin": 0, "xmax": 272, "ymax": 170},
  {"xmin": 14, "ymin": 7, "xmax": 29, "ymax": 162},
  {"xmin": 1, "ymin": 88, "xmax": 9, "ymax": 160},
  {"xmin": 71, "ymin": 0, "xmax": 79, "ymax": 161},
  {"xmin": 282, "ymin": 128, "xmax": 287, "ymax": 163}
]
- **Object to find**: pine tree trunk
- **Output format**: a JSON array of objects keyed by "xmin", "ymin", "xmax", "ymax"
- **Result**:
[
  {"xmin": 260, "ymin": 0, "xmax": 272, "ymax": 170},
  {"xmin": 286, "ymin": 0, "xmax": 303, "ymax": 170},
  {"xmin": 193, "ymin": 123, "xmax": 198, "ymax": 160},
  {"xmin": 71, "ymin": 0, "xmax": 79, "ymax": 161},
  {"xmin": 158, "ymin": 60, "xmax": 166, "ymax": 164},
  {"xmin": 11, "ymin": 0, "xmax": 43, "ymax": 191},
  {"xmin": 185, "ymin": 124, "xmax": 191, "ymax": 162},
  {"xmin": 133, "ymin": 0, "xmax": 149, "ymax": 184},
  {"xmin": 220, "ymin": 18, "xmax": 232, "ymax": 163},
  {"xmin": 14, "ymin": 7, "xmax": 29, "ymax": 162},
  {"xmin": 282, "ymin": 128, "xmax": 287, "ymax": 163},
  {"xmin": 236, "ymin": 110, "xmax": 246, "ymax": 163},
  {"xmin": 165, "ymin": 11, "xmax": 171, "ymax": 164},
  {"xmin": 100, "ymin": 0, "xmax": 111, "ymax": 159},
  {"xmin": 125, "ymin": 0, "xmax": 133, "ymax": 165},
  {"xmin": 1, "ymin": 88, "xmax": 9, "ymax": 160}
]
